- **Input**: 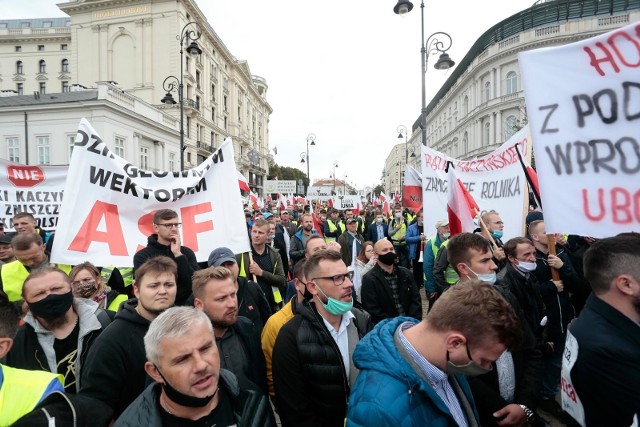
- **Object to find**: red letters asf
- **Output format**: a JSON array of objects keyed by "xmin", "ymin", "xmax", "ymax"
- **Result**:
[{"xmin": 68, "ymin": 200, "xmax": 214, "ymax": 255}]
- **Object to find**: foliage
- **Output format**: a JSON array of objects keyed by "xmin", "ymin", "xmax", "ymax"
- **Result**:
[{"xmin": 268, "ymin": 163, "xmax": 309, "ymax": 188}]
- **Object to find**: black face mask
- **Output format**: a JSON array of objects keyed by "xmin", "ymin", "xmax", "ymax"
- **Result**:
[
  {"xmin": 156, "ymin": 367, "xmax": 218, "ymax": 408},
  {"xmin": 378, "ymin": 252, "xmax": 397, "ymax": 266},
  {"xmin": 28, "ymin": 291, "xmax": 73, "ymax": 320}
]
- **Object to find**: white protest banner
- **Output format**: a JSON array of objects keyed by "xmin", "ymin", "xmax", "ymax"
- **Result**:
[
  {"xmin": 51, "ymin": 119, "xmax": 250, "ymax": 267},
  {"xmin": 0, "ymin": 160, "xmax": 67, "ymax": 231},
  {"xmin": 265, "ymin": 180, "xmax": 297, "ymax": 194},
  {"xmin": 329, "ymin": 195, "xmax": 361, "ymax": 211},
  {"xmin": 421, "ymin": 126, "xmax": 530, "ymax": 240},
  {"xmin": 306, "ymin": 186, "xmax": 333, "ymax": 200},
  {"xmin": 519, "ymin": 22, "xmax": 640, "ymax": 237}
]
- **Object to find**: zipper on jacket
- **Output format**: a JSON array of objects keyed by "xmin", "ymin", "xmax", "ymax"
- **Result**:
[{"xmin": 313, "ymin": 308, "xmax": 350, "ymax": 404}]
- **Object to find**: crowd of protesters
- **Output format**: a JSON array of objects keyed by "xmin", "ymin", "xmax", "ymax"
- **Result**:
[{"xmin": 0, "ymin": 202, "xmax": 637, "ymax": 427}]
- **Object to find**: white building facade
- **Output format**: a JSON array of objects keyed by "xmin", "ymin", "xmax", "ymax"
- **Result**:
[
  {"xmin": 384, "ymin": 0, "xmax": 640, "ymax": 194},
  {"xmin": 0, "ymin": 0, "xmax": 273, "ymax": 195}
]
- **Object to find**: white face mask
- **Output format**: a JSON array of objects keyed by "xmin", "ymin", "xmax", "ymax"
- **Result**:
[
  {"xmin": 515, "ymin": 260, "xmax": 537, "ymax": 273},
  {"xmin": 464, "ymin": 264, "xmax": 497, "ymax": 285}
]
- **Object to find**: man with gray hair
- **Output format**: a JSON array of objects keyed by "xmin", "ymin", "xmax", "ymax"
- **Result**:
[{"xmin": 115, "ymin": 306, "xmax": 275, "ymax": 426}]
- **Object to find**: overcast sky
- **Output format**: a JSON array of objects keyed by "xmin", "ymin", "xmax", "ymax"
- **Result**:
[{"xmin": 4, "ymin": 0, "xmax": 535, "ymax": 189}]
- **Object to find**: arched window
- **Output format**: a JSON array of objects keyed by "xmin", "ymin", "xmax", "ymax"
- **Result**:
[
  {"xmin": 484, "ymin": 81, "xmax": 491, "ymax": 102},
  {"xmin": 463, "ymin": 131, "xmax": 469, "ymax": 154},
  {"xmin": 506, "ymin": 71, "xmax": 518, "ymax": 94},
  {"xmin": 505, "ymin": 115, "xmax": 518, "ymax": 140},
  {"xmin": 16, "ymin": 61, "xmax": 23, "ymax": 74},
  {"xmin": 39, "ymin": 60, "xmax": 46, "ymax": 73},
  {"xmin": 61, "ymin": 59, "xmax": 69, "ymax": 73},
  {"xmin": 463, "ymin": 95, "xmax": 469, "ymax": 115}
]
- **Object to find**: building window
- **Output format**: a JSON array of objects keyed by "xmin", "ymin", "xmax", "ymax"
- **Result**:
[
  {"xmin": 211, "ymin": 132, "xmax": 215, "ymax": 148},
  {"xmin": 16, "ymin": 61, "xmax": 23, "ymax": 74},
  {"xmin": 186, "ymin": 117, "xmax": 191, "ymax": 138},
  {"xmin": 7, "ymin": 138, "xmax": 20, "ymax": 163},
  {"xmin": 21, "ymin": 22, "xmax": 30, "ymax": 28},
  {"xmin": 169, "ymin": 152, "xmax": 176, "ymax": 171},
  {"xmin": 37, "ymin": 136, "xmax": 50, "ymax": 165},
  {"xmin": 39, "ymin": 60, "xmax": 46, "ymax": 73},
  {"xmin": 68, "ymin": 134, "xmax": 76, "ymax": 161},
  {"xmin": 484, "ymin": 122, "xmax": 491, "ymax": 146},
  {"xmin": 15, "ymin": 46, "xmax": 22, "ymax": 52},
  {"xmin": 187, "ymin": 152, "xmax": 192, "ymax": 164},
  {"xmin": 61, "ymin": 44, "xmax": 68, "ymax": 50},
  {"xmin": 196, "ymin": 70, "xmax": 201, "ymax": 89},
  {"xmin": 38, "ymin": 45, "xmax": 45, "ymax": 51},
  {"xmin": 115, "ymin": 136, "xmax": 125, "ymax": 158},
  {"xmin": 43, "ymin": 22, "xmax": 52, "ymax": 28},
  {"xmin": 463, "ymin": 95, "xmax": 469, "ymax": 116},
  {"xmin": 484, "ymin": 81, "xmax": 491, "ymax": 102},
  {"xmin": 39, "ymin": 82, "xmax": 46, "ymax": 95},
  {"xmin": 62, "ymin": 81, "xmax": 69, "ymax": 93},
  {"xmin": 61, "ymin": 59, "xmax": 69, "ymax": 72},
  {"xmin": 506, "ymin": 71, "xmax": 518, "ymax": 95},
  {"xmin": 140, "ymin": 146, "xmax": 149, "ymax": 169},
  {"xmin": 505, "ymin": 115, "xmax": 518, "ymax": 140},
  {"xmin": 211, "ymin": 107, "xmax": 215, "ymax": 122},
  {"xmin": 16, "ymin": 83, "xmax": 23, "ymax": 95}
]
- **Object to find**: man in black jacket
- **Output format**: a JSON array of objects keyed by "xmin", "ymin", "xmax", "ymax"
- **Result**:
[
  {"xmin": 115, "ymin": 306, "xmax": 275, "ymax": 426},
  {"xmin": 193, "ymin": 266, "xmax": 268, "ymax": 394},
  {"xmin": 272, "ymin": 250, "xmax": 372, "ymax": 427},
  {"xmin": 133, "ymin": 209, "xmax": 200, "ymax": 305},
  {"xmin": 79, "ymin": 256, "xmax": 178, "ymax": 419},
  {"xmin": 562, "ymin": 235, "xmax": 640, "ymax": 427},
  {"xmin": 361, "ymin": 238, "xmax": 422, "ymax": 324},
  {"xmin": 469, "ymin": 237, "xmax": 546, "ymax": 427},
  {"xmin": 208, "ymin": 247, "xmax": 272, "ymax": 332}
]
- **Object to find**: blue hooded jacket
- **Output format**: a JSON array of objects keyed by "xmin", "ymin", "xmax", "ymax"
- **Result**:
[{"xmin": 347, "ymin": 317, "xmax": 478, "ymax": 427}]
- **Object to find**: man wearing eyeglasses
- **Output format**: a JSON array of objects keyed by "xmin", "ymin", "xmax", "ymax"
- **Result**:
[
  {"xmin": 133, "ymin": 209, "xmax": 200, "ymax": 306},
  {"xmin": 272, "ymin": 250, "xmax": 372, "ymax": 427}
]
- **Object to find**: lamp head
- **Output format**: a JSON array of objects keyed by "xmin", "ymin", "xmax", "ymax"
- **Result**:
[
  {"xmin": 161, "ymin": 92, "xmax": 177, "ymax": 105},
  {"xmin": 434, "ymin": 53, "xmax": 455, "ymax": 70},
  {"xmin": 186, "ymin": 41, "xmax": 202, "ymax": 56},
  {"xmin": 393, "ymin": 0, "xmax": 414, "ymax": 15}
]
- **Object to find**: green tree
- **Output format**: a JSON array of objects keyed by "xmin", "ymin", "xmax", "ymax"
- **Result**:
[
  {"xmin": 373, "ymin": 184, "xmax": 385, "ymax": 195},
  {"xmin": 267, "ymin": 161, "xmax": 309, "ymax": 192}
]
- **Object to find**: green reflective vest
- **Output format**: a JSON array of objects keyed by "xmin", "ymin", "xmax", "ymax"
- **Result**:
[{"xmin": 440, "ymin": 239, "xmax": 459, "ymax": 284}]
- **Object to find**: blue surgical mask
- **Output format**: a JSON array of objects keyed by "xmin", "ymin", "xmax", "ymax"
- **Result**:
[
  {"xmin": 464, "ymin": 264, "xmax": 497, "ymax": 285},
  {"xmin": 315, "ymin": 285, "xmax": 353, "ymax": 315},
  {"xmin": 492, "ymin": 230, "xmax": 503, "ymax": 239}
]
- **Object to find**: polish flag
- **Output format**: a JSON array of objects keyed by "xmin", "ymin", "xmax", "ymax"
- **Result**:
[
  {"xmin": 249, "ymin": 191, "xmax": 260, "ymax": 210},
  {"xmin": 402, "ymin": 165, "xmax": 423, "ymax": 210},
  {"xmin": 237, "ymin": 171, "xmax": 250, "ymax": 192},
  {"xmin": 379, "ymin": 192, "xmax": 390, "ymax": 218},
  {"xmin": 447, "ymin": 166, "xmax": 479, "ymax": 236}
]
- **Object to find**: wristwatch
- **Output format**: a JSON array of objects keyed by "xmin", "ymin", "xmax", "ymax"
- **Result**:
[{"xmin": 518, "ymin": 404, "xmax": 535, "ymax": 422}]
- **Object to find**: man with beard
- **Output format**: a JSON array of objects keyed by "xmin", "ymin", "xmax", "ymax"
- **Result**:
[
  {"xmin": 79, "ymin": 256, "xmax": 178, "ymax": 420},
  {"xmin": 290, "ymin": 213, "xmax": 318, "ymax": 266},
  {"xmin": 5, "ymin": 266, "xmax": 110, "ymax": 393},
  {"xmin": 133, "ymin": 209, "xmax": 200, "ymax": 305},
  {"xmin": 361, "ymin": 239, "xmax": 422, "ymax": 325},
  {"xmin": 272, "ymin": 250, "xmax": 372, "ymax": 427},
  {"xmin": 0, "ymin": 234, "xmax": 15, "ymax": 267},
  {"xmin": 562, "ymin": 234, "xmax": 640, "ymax": 427},
  {"xmin": 114, "ymin": 307, "xmax": 275, "ymax": 426},
  {"xmin": 193, "ymin": 267, "xmax": 267, "ymax": 394},
  {"xmin": 0, "ymin": 233, "xmax": 51, "ymax": 302}
]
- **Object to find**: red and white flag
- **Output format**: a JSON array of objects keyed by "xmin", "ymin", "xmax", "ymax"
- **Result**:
[
  {"xmin": 447, "ymin": 166, "xmax": 479, "ymax": 236},
  {"xmin": 402, "ymin": 165, "xmax": 422, "ymax": 210},
  {"xmin": 237, "ymin": 171, "xmax": 250, "ymax": 192},
  {"xmin": 249, "ymin": 191, "xmax": 260, "ymax": 210},
  {"xmin": 379, "ymin": 192, "xmax": 390, "ymax": 218}
]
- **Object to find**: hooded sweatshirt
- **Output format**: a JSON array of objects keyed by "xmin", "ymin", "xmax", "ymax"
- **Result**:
[{"xmin": 79, "ymin": 299, "xmax": 152, "ymax": 419}]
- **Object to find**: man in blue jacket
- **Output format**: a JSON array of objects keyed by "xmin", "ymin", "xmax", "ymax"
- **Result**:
[{"xmin": 347, "ymin": 281, "xmax": 521, "ymax": 427}]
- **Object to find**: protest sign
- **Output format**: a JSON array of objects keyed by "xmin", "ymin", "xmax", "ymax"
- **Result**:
[
  {"xmin": 329, "ymin": 195, "xmax": 362, "ymax": 211},
  {"xmin": 0, "ymin": 160, "xmax": 67, "ymax": 231},
  {"xmin": 51, "ymin": 118, "xmax": 250, "ymax": 267},
  {"xmin": 421, "ymin": 126, "xmax": 530, "ymax": 240},
  {"xmin": 402, "ymin": 165, "xmax": 422, "ymax": 210},
  {"xmin": 519, "ymin": 21, "xmax": 640, "ymax": 236}
]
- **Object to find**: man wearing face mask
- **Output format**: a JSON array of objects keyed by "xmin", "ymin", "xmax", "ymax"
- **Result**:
[
  {"xmin": 5, "ymin": 266, "xmax": 110, "ymax": 394},
  {"xmin": 114, "ymin": 307, "xmax": 275, "ymax": 427},
  {"xmin": 366, "ymin": 213, "xmax": 389, "ymax": 244},
  {"xmin": 447, "ymin": 233, "xmax": 499, "ymax": 286},
  {"xmin": 347, "ymin": 281, "xmax": 522, "ymax": 427},
  {"xmin": 272, "ymin": 250, "xmax": 372, "ymax": 427},
  {"xmin": 360, "ymin": 239, "xmax": 422, "ymax": 325},
  {"xmin": 467, "ymin": 237, "xmax": 547, "ymax": 427},
  {"xmin": 479, "ymin": 211, "xmax": 507, "ymax": 272}
]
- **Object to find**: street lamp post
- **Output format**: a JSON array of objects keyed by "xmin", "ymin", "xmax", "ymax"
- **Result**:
[
  {"xmin": 343, "ymin": 173, "xmax": 348, "ymax": 195},
  {"xmin": 160, "ymin": 22, "xmax": 203, "ymax": 171},
  {"xmin": 393, "ymin": 0, "xmax": 455, "ymax": 147},
  {"xmin": 332, "ymin": 161, "xmax": 339, "ymax": 195},
  {"xmin": 299, "ymin": 133, "xmax": 316, "ymax": 190}
]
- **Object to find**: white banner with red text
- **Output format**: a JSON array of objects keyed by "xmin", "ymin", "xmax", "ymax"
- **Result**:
[
  {"xmin": 519, "ymin": 22, "xmax": 640, "ymax": 237},
  {"xmin": 421, "ymin": 126, "xmax": 530, "ymax": 240},
  {"xmin": 51, "ymin": 119, "xmax": 250, "ymax": 267},
  {"xmin": 0, "ymin": 160, "xmax": 67, "ymax": 231}
]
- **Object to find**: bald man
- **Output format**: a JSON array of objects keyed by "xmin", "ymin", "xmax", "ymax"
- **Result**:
[{"xmin": 360, "ymin": 239, "xmax": 422, "ymax": 324}]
